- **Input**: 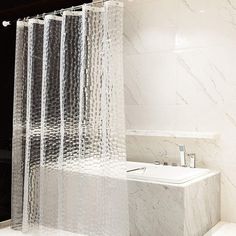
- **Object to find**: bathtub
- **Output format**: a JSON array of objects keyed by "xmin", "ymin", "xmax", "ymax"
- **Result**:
[
  {"xmin": 127, "ymin": 161, "xmax": 220, "ymax": 236},
  {"xmin": 126, "ymin": 161, "xmax": 210, "ymax": 184}
]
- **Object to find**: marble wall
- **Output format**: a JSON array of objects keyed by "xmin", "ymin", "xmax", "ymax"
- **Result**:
[
  {"xmin": 123, "ymin": 0, "xmax": 236, "ymax": 223},
  {"xmin": 128, "ymin": 172, "xmax": 220, "ymax": 236}
]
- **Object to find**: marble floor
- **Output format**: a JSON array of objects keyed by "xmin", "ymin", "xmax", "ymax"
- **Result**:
[
  {"xmin": 204, "ymin": 222, "xmax": 236, "ymax": 236},
  {"xmin": 0, "ymin": 227, "xmax": 25, "ymax": 236},
  {"xmin": 0, "ymin": 227, "xmax": 81, "ymax": 235},
  {"xmin": 0, "ymin": 222, "xmax": 236, "ymax": 235}
]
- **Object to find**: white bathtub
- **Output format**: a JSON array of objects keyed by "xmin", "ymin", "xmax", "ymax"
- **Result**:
[{"xmin": 126, "ymin": 161, "xmax": 210, "ymax": 184}]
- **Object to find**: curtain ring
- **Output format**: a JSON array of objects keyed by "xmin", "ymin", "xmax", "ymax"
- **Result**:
[{"xmin": 24, "ymin": 16, "xmax": 29, "ymax": 22}]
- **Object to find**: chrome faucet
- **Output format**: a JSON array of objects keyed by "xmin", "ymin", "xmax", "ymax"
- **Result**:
[
  {"xmin": 187, "ymin": 153, "xmax": 196, "ymax": 168},
  {"xmin": 178, "ymin": 145, "xmax": 186, "ymax": 167}
]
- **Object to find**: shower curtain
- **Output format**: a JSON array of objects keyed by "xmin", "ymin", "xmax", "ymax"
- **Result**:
[{"xmin": 11, "ymin": 1, "xmax": 129, "ymax": 235}]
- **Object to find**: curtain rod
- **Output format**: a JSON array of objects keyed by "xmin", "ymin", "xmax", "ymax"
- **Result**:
[{"xmin": 2, "ymin": 0, "xmax": 109, "ymax": 27}]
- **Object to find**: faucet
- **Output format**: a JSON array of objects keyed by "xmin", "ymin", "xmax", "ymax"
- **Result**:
[
  {"xmin": 178, "ymin": 145, "xmax": 186, "ymax": 167},
  {"xmin": 187, "ymin": 153, "xmax": 196, "ymax": 168}
]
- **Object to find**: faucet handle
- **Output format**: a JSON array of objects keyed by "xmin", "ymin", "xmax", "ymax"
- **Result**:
[
  {"xmin": 154, "ymin": 160, "xmax": 160, "ymax": 165},
  {"xmin": 187, "ymin": 153, "xmax": 196, "ymax": 168}
]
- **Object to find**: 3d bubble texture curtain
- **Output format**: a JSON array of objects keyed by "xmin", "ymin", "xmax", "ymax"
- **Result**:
[{"xmin": 11, "ymin": 1, "xmax": 129, "ymax": 235}]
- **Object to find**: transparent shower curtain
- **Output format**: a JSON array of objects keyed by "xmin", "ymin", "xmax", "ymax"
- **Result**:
[
  {"xmin": 12, "ymin": 1, "xmax": 129, "ymax": 235},
  {"xmin": 12, "ymin": 20, "xmax": 28, "ymax": 230}
]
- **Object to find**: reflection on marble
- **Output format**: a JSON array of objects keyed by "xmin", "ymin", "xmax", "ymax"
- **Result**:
[
  {"xmin": 126, "ymin": 136, "xmax": 219, "ymax": 167},
  {"xmin": 124, "ymin": 0, "xmax": 236, "ymax": 222},
  {"xmin": 128, "ymin": 171, "xmax": 220, "ymax": 236},
  {"xmin": 204, "ymin": 222, "xmax": 236, "ymax": 236},
  {"xmin": 184, "ymin": 173, "xmax": 220, "ymax": 236},
  {"xmin": 0, "ymin": 227, "xmax": 81, "ymax": 236},
  {"xmin": 129, "ymin": 180, "xmax": 184, "ymax": 236}
]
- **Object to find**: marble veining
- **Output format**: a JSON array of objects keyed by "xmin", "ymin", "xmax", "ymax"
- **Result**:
[
  {"xmin": 124, "ymin": 0, "xmax": 236, "ymax": 222},
  {"xmin": 204, "ymin": 221, "xmax": 236, "ymax": 236},
  {"xmin": 128, "ymin": 171, "xmax": 220, "ymax": 236}
]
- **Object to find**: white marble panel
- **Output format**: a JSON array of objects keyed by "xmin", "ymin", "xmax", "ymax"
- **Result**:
[
  {"xmin": 205, "ymin": 222, "xmax": 236, "ymax": 236},
  {"xmin": 176, "ymin": 47, "xmax": 236, "ymax": 106},
  {"xmin": 124, "ymin": 0, "xmax": 236, "ymax": 223},
  {"xmin": 125, "ymin": 105, "xmax": 177, "ymax": 130},
  {"xmin": 124, "ymin": 0, "xmax": 178, "ymax": 54},
  {"xmin": 128, "ymin": 180, "xmax": 184, "ymax": 236},
  {"xmin": 184, "ymin": 173, "xmax": 220, "ymax": 236},
  {"xmin": 128, "ymin": 172, "xmax": 220, "ymax": 236},
  {"xmin": 124, "ymin": 52, "xmax": 177, "ymax": 106},
  {"xmin": 220, "ymin": 166, "xmax": 236, "ymax": 221},
  {"xmin": 126, "ymin": 136, "xmax": 219, "ymax": 167},
  {"xmin": 176, "ymin": 0, "xmax": 236, "ymax": 49}
]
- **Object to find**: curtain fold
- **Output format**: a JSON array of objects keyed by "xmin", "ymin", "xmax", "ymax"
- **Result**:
[
  {"xmin": 38, "ymin": 15, "xmax": 63, "ymax": 234},
  {"xmin": 12, "ymin": 21, "xmax": 28, "ymax": 230},
  {"xmin": 12, "ymin": 1, "xmax": 128, "ymax": 235},
  {"xmin": 23, "ymin": 19, "xmax": 44, "ymax": 231}
]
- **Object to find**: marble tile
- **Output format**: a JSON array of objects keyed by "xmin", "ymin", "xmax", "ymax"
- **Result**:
[
  {"xmin": 125, "ymin": 105, "xmax": 178, "ymax": 130},
  {"xmin": 176, "ymin": 0, "xmax": 236, "ymax": 49},
  {"xmin": 124, "ymin": 0, "xmax": 178, "ymax": 54},
  {"xmin": 220, "ymin": 170, "xmax": 236, "ymax": 222},
  {"xmin": 0, "ymin": 228, "xmax": 24, "ymax": 236},
  {"xmin": 128, "ymin": 172, "xmax": 220, "ymax": 236},
  {"xmin": 184, "ymin": 173, "xmax": 220, "ymax": 236},
  {"xmin": 3, "ymin": 222, "xmax": 236, "ymax": 236},
  {"xmin": 128, "ymin": 180, "xmax": 184, "ymax": 236},
  {"xmin": 0, "ymin": 227, "xmax": 84, "ymax": 236},
  {"xmin": 126, "ymin": 136, "xmax": 219, "ymax": 167},
  {"xmin": 124, "ymin": 52, "xmax": 177, "ymax": 106},
  {"xmin": 204, "ymin": 222, "xmax": 236, "ymax": 236},
  {"xmin": 124, "ymin": 0, "xmax": 236, "ymax": 222},
  {"xmin": 175, "ymin": 47, "xmax": 236, "ymax": 106}
]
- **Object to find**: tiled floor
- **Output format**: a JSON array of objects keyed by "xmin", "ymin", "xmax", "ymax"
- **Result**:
[
  {"xmin": 0, "ymin": 227, "xmax": 25, "ymax": 236},
  {"xmin": 204, "ymin": 222, "xmax": 236, "ymax": 236},
  {"xmin": 1, "ymin": 222, "xmax": 236, "ymax": 235},
  {"xmin": 0, "ymin": 227, "xmax": 83, "ymax": 235}
]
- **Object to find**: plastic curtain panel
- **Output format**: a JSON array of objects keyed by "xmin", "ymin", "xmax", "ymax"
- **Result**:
[
  {"xmin": 11, "ymin": 1, "xmax": 129, "ymax": 236},
  {"xmin": 12, "ymin": 21, "xmax": 28, "ymax": 230}
]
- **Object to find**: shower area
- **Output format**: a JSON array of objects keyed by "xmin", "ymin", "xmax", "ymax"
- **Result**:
[
  {"xmin": 3, "ymin": 0, "xmax": 236, "ymax": 235},
  {"xmin": 11, "ymin": 0, "xmax": 129, "ymax": 235}
]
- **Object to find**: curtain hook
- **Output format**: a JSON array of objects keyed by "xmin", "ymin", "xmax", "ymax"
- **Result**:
[
  {"xmin": 24, "ymin": 17, "xmax": 29, "ymax": 22},
  {"xmin": 60, "ymin": 9, "xmax": 64, "ymax": 15},
  {"xmin": 2, "ymin": 21, "xmax": 11, "ymax": 27}
]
